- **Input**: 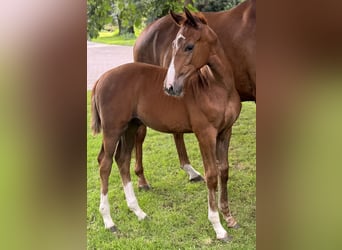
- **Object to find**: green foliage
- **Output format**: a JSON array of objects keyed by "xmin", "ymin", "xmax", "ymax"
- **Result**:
[
  {"xmin": 87, "ymin": 0, "xmax": 245, "ymax": 38},
  {"xmin": 87, "ymin": 0, "xmax": 198, "ymax": 38},
  {"xmin": 112, "ymin": 0, "xmax": 144, "ymax": 34},
  {"xmin": 87, "ymin": 0, "xmax": 114, "ymax": 39},
  {"xmin": 195, "ymin": 0, "xmax": 243, "ymax": 12},
  {"xmin": 87, "ymin": 91, "xmax": 256, "ymax": 249},
  {"xmin": 142, "ymin": 0, "xmax": 195, "ymax": 23}
]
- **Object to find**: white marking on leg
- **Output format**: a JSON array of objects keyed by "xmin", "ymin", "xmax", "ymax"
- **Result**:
[
  {"xmin": 208, "ymin": 202, "xmax": 228, "ymax": 240},
  {"xmin": 99, "ymin": 193, "xmax": 115, "ymax": 229},
  {"xmin": 183, "ymin": 164, "xmax": 202, "ymax": 180},
  {"xmin": 123, "ymin": 182, "xmax": 147, "ymax": 220}
]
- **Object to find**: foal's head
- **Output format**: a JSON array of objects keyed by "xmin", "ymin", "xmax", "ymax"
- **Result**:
[{"xmin": 164, "ymin": 8, "xmax": 218, "ymax": 96}]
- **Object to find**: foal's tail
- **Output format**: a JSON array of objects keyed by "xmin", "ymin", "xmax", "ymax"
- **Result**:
[{"xmin": 91, "ymin": 81, "xmax": 101, "ymax": 135}]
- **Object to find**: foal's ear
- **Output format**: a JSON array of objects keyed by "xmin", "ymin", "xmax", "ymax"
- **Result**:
[
  {"xmin": 184, "ymin": 7, "xmax": 198, "ymax": 28},
  {"xmin": 170, "ymin": 10, "xmax": 184, "ymax": 26}
]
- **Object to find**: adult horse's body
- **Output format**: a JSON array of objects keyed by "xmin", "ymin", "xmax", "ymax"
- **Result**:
[
  {"xmin": 133, "ymin": 0, "xmax": 256, "ymax": 187},
  {"xmin": 91, "ymin": 9, "xmax": 241, "ymax": 241}
]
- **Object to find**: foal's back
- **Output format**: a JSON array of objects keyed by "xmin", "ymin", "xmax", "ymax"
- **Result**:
[
  {"xmin": 94, "ymin": 63, "xmax": 165, "ymax": 108},
  {"xmin": 95, "ymin": 63, "xmax": 165, "ymax": 93},
  {"xmin": 93, "ymin": 63, "xmax": 192, "ymax": 133},
  {"xmin": 93, "ymin": 63, "xmax": 163, "ymax": 126}
]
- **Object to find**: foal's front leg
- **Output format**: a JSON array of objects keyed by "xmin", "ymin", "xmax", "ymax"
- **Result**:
[
  {"xmin": 196, "ymin": 129, "xmax": 230, "ymax": 241},
  {"xmin": 216, "ymin": 128, "xmax": 239, "ymax": 229}
]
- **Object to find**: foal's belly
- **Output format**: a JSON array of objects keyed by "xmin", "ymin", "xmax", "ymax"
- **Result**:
[
  {"xmin": 141, "ymin": 119, "xmax": 193, "ymax": 134},
  {"xmin": 136, "ymin": 95, "xmax": 193, "ymax": 133},
  {"xmin": 136, "ymin": 106, "xmax": 193, "ymax": 134}
]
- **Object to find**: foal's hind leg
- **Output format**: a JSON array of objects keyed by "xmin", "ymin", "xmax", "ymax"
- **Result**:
[
  {"xmin": 173, "ymin": 133, "xmax": 204, "ymax": 182},
  {"xmin": 134, "ymin": 125, "xmax": 151, "ymax": 190},
  {"xmin": 116, "ymin": 123, "xmax": 147, "ymax": 220},
  {"xmin": 98, "ymin": 133, "xmax": 120, "ymax": 232},
  {"xmin": 216, "ymin": 128, "xmax": 239, "ymax": 229}
]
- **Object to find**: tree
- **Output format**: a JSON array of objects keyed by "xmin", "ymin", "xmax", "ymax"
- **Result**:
[
  {"xmin": 112, "ymin": 0, "xmax": 145, "ymax": 35},
  {"xmin": 87, "ymin": 0, "xmax": 199, "ymax": 39},
  {"xmin": 87, "ymin": 0, "xmax": 114, "ymax": 39},
  {"xmin": 195, "ymin": 0, "xmax": 243, "ymax": 12},
  {"xmin": 112, "ymin": 0, "xmax": 196, "ymax": 32},
  {"xmin": 142, "ymin": 0, "xmax": 196, "ymax": 24}
]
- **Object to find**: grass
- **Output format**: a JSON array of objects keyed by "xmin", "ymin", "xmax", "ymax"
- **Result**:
[
  {"xmin": 87, "ymin": 91, "xmax": 256, "ymax": 249},
  {"xmin": 91, "ymin": 26, "xmax": 143, "ymax": 46}
]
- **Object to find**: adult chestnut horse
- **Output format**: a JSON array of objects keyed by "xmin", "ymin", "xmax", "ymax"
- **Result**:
[
  {"xmin": 133, "ymin": 0, "xmax": 256, "ymax": 187},
  {"xmin": 91, "ymin": 9, "xmax": 241, "ymax": 241}
]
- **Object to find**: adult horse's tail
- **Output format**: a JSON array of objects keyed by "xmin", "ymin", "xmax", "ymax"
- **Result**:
[{"xmin": 91, "ymin": 81, "xmax": 101, "ymax": 135}]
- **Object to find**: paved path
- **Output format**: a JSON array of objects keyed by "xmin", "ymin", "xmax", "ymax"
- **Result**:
[{"xmin": 87, "ymin": 41, "xmax": 134, "ymax": 90}]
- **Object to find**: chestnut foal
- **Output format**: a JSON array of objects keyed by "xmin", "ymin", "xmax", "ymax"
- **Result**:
[{"xmin": 91, "ymin": 8, "xmax": 241, "ymax": 241}]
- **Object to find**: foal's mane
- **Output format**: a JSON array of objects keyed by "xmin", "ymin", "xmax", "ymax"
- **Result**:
[{"xmin": 187, "ymin": 65, "xmax": 215, "ymax": 94}]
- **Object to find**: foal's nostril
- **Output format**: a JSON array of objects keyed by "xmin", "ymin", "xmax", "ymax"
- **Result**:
[{"xmin": 164, "ymin": 85, "xmax": 180, "ymax": 96}]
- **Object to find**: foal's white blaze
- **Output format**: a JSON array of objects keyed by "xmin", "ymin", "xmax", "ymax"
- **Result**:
[
  {"xmin": 164, "ymin": 57, "xmax": 176, "ymax": 89},
  {"xmin": 164, "ymin": 33, "xmax": 185, "ymax": 89},
  {"xmin": 99, "ymin": 193, "xmax": 115, "ymax": 229},
  {"xmin": 123, "ymin": 182, "xmax": 147, "ymax": 220},
  {"xmin": 174, "ymin": 33, "xmax": 185, "ymax": 50},
  {"xmin": 182, "ymin": 164, "xmax": 202, "ymax": 180},
  {"xmin": 208, "ymin": 202, "xmax": 228, "ymax": 239}
]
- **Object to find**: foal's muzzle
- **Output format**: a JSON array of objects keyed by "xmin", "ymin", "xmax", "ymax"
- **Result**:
[
  {"xmin": 164, "ymin": 84, "xmax": 183, "ymax": 96},
  {"xmin": 164, "ymin": 85, "xmax": 176, "ymax": 96},
  {"xmin": 164, "ymin": 75, "xmax": 185, "ymax": 97}
]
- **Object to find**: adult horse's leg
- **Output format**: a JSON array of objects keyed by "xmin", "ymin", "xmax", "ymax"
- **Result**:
[
  {"xmin": 134, "ymin": 125, "xmax": 151, "ymax": 190},
  {"xmin": 116, "ymin": 123, "xmax": 147, "ymax": 220},
  {"xmin": 216, "ymin": 128, "xmax": 239, "ymax": 229},
  {"xmin": 97, "ymin": 143, "xmax": 105, "ymax": 165},
  {"xmin": 98, "ymin": 133, "xmax": 120, "ymax": 233},
  {"xmin": 196, "ymin": 128, "xmax": 231, "ymax": 241},
  {"xmin": 173, "ymin": 133, "xmax": 204, "ymax": 182}
]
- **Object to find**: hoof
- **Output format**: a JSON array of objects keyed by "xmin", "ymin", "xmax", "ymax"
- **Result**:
[
  {"xmin": 189, "ymin": 175, "xmax": 205, "ymax": 182},
  {"xmin": 138, "ymin": 185, "xmax": 151, "ymax": 191},
  {"xmin": 218, "ymin": 234, "xmax": 233, "ymax": 242},
  {"xmin": 109, "ymin": 225, "xmax": 118, "ymax": 233},
  {"xmin": 142, "ymin": 215, "xmax": 151, "ymax": 221},
  {"xmin": 226, "ymin": 216, "xmax": 240, "ymax": 229},
  {"xmin": 230, "ymin": 223, "xmax": 240, "ymax": 229}
]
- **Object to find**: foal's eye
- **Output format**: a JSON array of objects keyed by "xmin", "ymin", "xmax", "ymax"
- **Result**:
[{"xmin": 184, "ymin": 44, "xmax": 194, "ymax": 52}]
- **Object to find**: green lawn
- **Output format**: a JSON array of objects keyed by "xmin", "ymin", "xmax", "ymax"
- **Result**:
[
  {"xmin": 91, "ymin": 27, "xmax": 143, "ymax": 46},
  {"xmin": 87, "ymin": 91, "xmax": 256, "ymax": 249}
]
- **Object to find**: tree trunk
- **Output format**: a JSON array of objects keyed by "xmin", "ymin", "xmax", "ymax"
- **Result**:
[{"xmin": 117, "ymin": 15, "xmax": 135, "ymax": 35}]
